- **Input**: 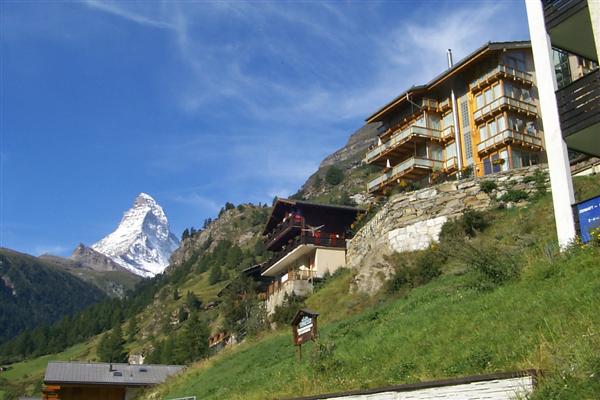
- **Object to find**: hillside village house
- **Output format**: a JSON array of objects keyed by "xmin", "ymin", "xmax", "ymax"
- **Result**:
[
  {"xmin": 42, "ymin": 361, "xmax": 183, "ymax": 400},
  {"xmin": 261, "ymin": 199, "xmax": 361, "ymax": 314}
]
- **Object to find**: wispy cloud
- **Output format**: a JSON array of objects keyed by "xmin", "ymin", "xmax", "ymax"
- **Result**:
[{"xmin": 83, "ymin": 0, "xmax": 176, "ymax": 30}]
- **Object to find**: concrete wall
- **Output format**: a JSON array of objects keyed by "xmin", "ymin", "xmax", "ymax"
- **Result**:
[
  {"xmin": 266, "ymin": 279, "xmax": 312, "ymax": 315},
  {"xmin": 314, "ymin": 248, "xmax": 346, "ymax": 277},
  {"xmin": 348, "ymin": 165, "xmax": 549, "ymax": 294}
]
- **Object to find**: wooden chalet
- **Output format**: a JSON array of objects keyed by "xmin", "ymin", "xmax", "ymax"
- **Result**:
[
  {"xmin": 261, "ymin": 199, "xmax": 361, "ymax": 314},
  {"xmin": 42, "ymin": 361, "xmax": 183, "ymax": 400}
]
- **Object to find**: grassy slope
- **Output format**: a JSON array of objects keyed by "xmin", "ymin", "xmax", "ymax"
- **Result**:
[
  {"xmin": 151, "ymin": 175, "xmax": 600, "ymax": 400},
  {"xmin": 0, "ymin": 339, "xmax": 98, "ymax": 399}
]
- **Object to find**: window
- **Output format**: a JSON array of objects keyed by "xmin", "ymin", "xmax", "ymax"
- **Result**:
[
  {"xmin": 479, "ymin": 125, "xmax": 488, "ymax": 141},
  {"xmin": 497, "ymin": 115, "xmax": 506, "ymax": 131},
  {"xmin": 526, "ymin": 121, "xmax": 536, "ymax": 136},
  {"xmin": 416, "ymin": 142, "xmax": 427, "ymax": 157},
  {"xmin": 500, "ymin": 150, "xmax": 509, "ymax": 172},
  {"xmin": 553, "ymin": 48, "xmax": 572, "ymax": 89},
  {"xmin": 489, "ymin": 119, "xmax": 498, "ymax": 136},
  {"xmin": 484, "ymin": 88, "xmax": 493, "ymax": 104},
  {"xmin": 512, "ymin": 149, "xmax": 523, "ymax": 168},
  {"xmin": 430, "ymin": 143, "xmax": 443, "ymax": 161},
  {"xmin": 493, "ymin": 84, "xmax": 501, "ymax": 100},
  {"xmin": 415, "ymin": 114, "xmax": 425, "ymax": 127},
  {"xmin": 476, "ymin": 93, "xmax": 484, "ymax": 110},
  {"xmin": 445, "ymin": 143, "xmax": 456, "ymax": 158},
  {"xmin": 443, "ymin": 112, "xmax": 453, "ymax": 129},
  {"xmin": 483, "ymin": 158, "xmax": 492, "ymax": 175},
  {"xmin": 461, "ymin": 101, "xmax": 470, "ymax": 128},
  {"xmin": 491, "ymin": 153, "xmax": 501, "ymax": 173},
  {"xmin": 428, "ymin": 113, "xmax": 441, "ymax": 130}
]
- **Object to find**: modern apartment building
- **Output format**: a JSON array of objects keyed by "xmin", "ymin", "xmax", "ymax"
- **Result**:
[{"xmin": 364, "ymin": 41, "xmax": 546, "ymax": 195}]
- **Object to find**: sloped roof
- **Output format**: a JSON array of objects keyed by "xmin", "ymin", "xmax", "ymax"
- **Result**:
[
  {"xmin": 44, "ymin": 361, "xmax": 184, "ymax": 386},
  {"xmin": 365, "ymin": 41, "xmax": 532, "ymax": 123}
]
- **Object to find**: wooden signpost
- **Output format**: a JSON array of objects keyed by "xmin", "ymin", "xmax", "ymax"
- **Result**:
[{"xmin": 291, "ymin": 309, "xmax": 319, "ymax": 361}]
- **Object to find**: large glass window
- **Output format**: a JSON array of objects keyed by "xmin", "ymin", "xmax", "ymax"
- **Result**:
[
  {"xmin": 428, "ymin": 113, "xmax": 441, "ymax": 130},
  {"xmin": 415, "ymin": 114, "xmax": 425, "ymax": 127},
  {"xmin": 553, "ymin": 48, "xmax": 572, "ymax": 89},
  {"xmin": 443, "ymin": 112, "xmax": 453, "ymax": 129},
  {"xmin": 430, "ymin": 143, "xmax": 443, "ymax": 160},
  {"xmin": 526, "ymin": 121, "xmax": 536, "ymax": 136},
  {"xmin": 476, "ymin": 93, "xmax": 484, "ymax": 110},
  {"xmin": 493, "ymin": 84, "xmax": 501, "ymax": 100},
  {"xmin": 512, "ymin": 149, "xmax": 522, "ymax": 168},
  {"xmin": 416, "ymin": 142, "xmax": 427, "ymax": 157},
  {"xmin": 484, "ymin": 88, "xmax": 493, "ymax": 104},
  {"xmin": 489, "ymin": 119, "xmax": 498, "ymax": 136},
  {"xmin": 479, "ymin": 125, "xmax": 488, "ymax": 141},
  {"xmin": 500, "ymin": 150, "xmax": 509, "ymax": 172},
  {"xmin": 497, "ymin": 115, "xmax": 506, "ymax": 131},
  {"xmin": 445, "ymin": 143, "xmax": 456, "ymax": 158}
]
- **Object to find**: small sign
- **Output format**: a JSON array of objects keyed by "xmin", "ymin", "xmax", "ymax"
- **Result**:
[
  {"xmin": 291, "ymin": 309, "xmax": 319, "ymax": 346},
  {"xmin": 574, "ymin": 194, "xmax": 600, "ymax": 243}
]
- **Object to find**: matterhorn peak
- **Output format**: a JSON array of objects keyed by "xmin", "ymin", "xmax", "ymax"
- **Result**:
[{"xmin": 91, "ymin": 193, "xmax": 179, "ymax": 277}]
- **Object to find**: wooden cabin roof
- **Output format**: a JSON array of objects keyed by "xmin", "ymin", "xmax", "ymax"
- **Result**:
[{"xmin": 262, "ymin": 198, "xmax": 362, "ymax": 236}]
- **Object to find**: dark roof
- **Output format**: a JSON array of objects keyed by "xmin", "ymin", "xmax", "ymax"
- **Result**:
[
  {"xmin": 365, "ymin": 41, "xmax": 532, "ymax": 122},
  {"xmin": 44, "ymin": 361, "xmax": 184, "ymax": 387},
  {"xmin": 286, "ymin": 370, "xmax": 539, "ymax": 400},
  {"xmin": 263, "ymin": 198, "xmax": 363, "ymax": 235}
]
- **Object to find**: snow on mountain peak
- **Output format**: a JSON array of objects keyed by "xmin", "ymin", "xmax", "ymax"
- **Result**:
[{"xmin": 91, "ymin": 193, "xmax": 179, "ymax": 277}]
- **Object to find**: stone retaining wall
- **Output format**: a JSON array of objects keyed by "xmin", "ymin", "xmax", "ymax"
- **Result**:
[{"xmin": 348, "ymin": 165, "xmax": 549, "ymax": 294}]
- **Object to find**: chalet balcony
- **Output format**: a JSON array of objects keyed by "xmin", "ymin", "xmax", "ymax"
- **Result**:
[
  {"xmin": 367, "ymin": 157, "xmax": 444, "ymax": 193},
  {"xmin": 365, "ymin": 125, "xmax": 442, "ymax": 165},
  {"xmin": 473, "ymin": 96, "xmax": 537, "ymax": 123},
  {"xmin": 438, "ymin": 98, "xmax": 451, "ymax": 112},
  {"xmin": 441, "ymin": 125, "xmax": 455, "ymax": 141},
  {"xmin": 263, "ymin": 233, "xmax": 346, "ymax": 275},
  {"xmin": 469, "ymin": 65, "xmax": 534, "ymax": 92},
  {"xmin": 476, "ymin": 129, "xmax": 544, "ymax": 155},
  {"xmin": 556, "ymin": 68, "xmax": 600, "ymax": 156},
  {"xmin": 444, "ymin": 156, "xmax": 458, "ymax": 172},
  {"xmin": 264, "ymin": 214, "xmax": 304, "ymax": 251},
  {"xmin": 543, "ymin": 0, "xmax": 597, "ymax": 61}
]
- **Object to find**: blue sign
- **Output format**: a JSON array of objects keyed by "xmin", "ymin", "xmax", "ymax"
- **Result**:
[{"xmin": 575, "ymin": 194, "xmax": 600, "ymax": 243}]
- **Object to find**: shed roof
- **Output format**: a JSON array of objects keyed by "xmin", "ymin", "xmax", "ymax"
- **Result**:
[{"xmin": 44, "ymin": 361, "xmax": 184, "ymax": 387}]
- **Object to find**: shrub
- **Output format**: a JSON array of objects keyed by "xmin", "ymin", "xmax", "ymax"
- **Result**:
[
  {"xmin": 271, "ymin": 293, "xmax": 305, "ymax": 326},
  {"xmin": 439, "ymin": 208, "xmax": 489, "ymax": 243},
  {"xmin": 325, "ymin": 166, "xmax": 344, "ymax": 186},
  {"xmin": 499, "ymin": 189, "xmax": 528, "ymax": 203},
  {"xmin": 459, "ymin": 242, "xmax": 520, "ymax": 291},
  {"xmin": 385, "ymin": 248, "xmax": 445, "ymax": 293},
  {"xmin": 479, "ymin": 180, "xmax": 497, "ymax": 194}
]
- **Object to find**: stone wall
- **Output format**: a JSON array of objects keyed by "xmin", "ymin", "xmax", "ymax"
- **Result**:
[{"xmin": 348, "ymin": 165, "xmax": 549, "ymax": 294}]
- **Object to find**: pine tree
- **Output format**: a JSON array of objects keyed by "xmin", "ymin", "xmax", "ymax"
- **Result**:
[
  {"xmin": 186, "ymin": 291, "xmax": 202, "ymax": 311},
  {"xmin": 126, "ymin": 318, "xmax": 138, "ymax": 343},
  {"xmin": 181, "ymin": 228, "xmax": 190, "ymax": 241},
  {"xmin": 208, "ymin": 264, "xmax": 222, "ymax": 285},
  {"xmin": 97, "ymin": 324, "xmax": 127, "ymax": 363}
]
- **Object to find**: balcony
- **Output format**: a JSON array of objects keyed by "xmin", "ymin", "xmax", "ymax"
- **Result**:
[
  {"xmin": 444, "ymin": 157, "xmax": 458, "ymax": 172},
  {"xmin": 367, "ymin": 157, "xmax": 444, "ymax": 193},
  {"xmin": 469, "ymin": 65, "xmax": 534, "ymax": 92},
  {"xmin": 441, "ymin": 125, "xmax": 455, "ymax": 141},
  {"xmin": 438, "ymin": 98, "xmax": 451, "ymax": 112},
  {"xmin": 263, "ymin": 232, "xmax": 346, "ymax": 276},
  {"xmin": 365, "ymin": 125, "xmax": 442, "ymax": 164},
  {"xmin": 264, "ymin": 215, "xmax": 304, "ymax": 251},
  {"xmin": 556, "ymin": 69, "xmax": 600, "ymax": 156},
  {"xmin": 543, "ymin": 0, "xmax": 597, "ymax": 61},
  {"xmin": 473, "ymin": 96, "xmax": 537, "ymax": 123},
  {"xmin": 476, "ymin": 129, "xmax": 544, "ymax": 155}
]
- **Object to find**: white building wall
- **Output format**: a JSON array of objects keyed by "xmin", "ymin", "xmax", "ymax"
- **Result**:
[
  {"xmin": 307, "ymin": 376, "xmax": 534, "ymax": 400},
  {"xmin": 314, "ymin": 248, "xmax": 346, "ymax": 277}
]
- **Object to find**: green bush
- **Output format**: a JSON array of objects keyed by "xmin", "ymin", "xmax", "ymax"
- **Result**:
[
  {"xmin": 325, "ymin": 166, "xmax": 344, "ymax": 186},
  {"xmin": 479, "ymin": 180, "xmax": 497, "ymax": 194},
  {"xmin": 459, "ymin": 242, "xmax": 520, "ymax": 291},
  {"xmin": 499, "ymin": 189, "xmax": 528, "ymax": 203},
  {"xmin": 271, "ymin": 293, "xmax": 305, "ymax": 326},
  {"xmin": 439, "ymin": 209, "xmax": 489, "ymax": 243},
  {"xmin": 385, "ymin": 248, "xmax": 445, "ymax": 293}
]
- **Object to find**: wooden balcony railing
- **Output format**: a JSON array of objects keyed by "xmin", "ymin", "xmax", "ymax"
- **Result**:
[
  {"xmin": 476, "ymin": 129, "xmax": 543, "ymax": 155},
  {"xmin": 441, "ymin": 125, "xmax": 455, "ymax": 141},
  {"xmin": 556, "ymin": 68, "xmax": 600, "ymax": 137},
  {"xmin": 264, "ymin": 215, "xmax": 303, "ymax": 249},
  {"xmin": 469, "ymin": 65, "xmax": 534, "ymax": 92},
  {"xmin": 367, "ymin": 157, "xmax": 444, "ymax": 192},
  {"xmin": 473, "ymin": 96, "xmax": 537, "ymax": 123},
  {"xmin": 264, "ymin": 232, "xmax": 346, "ymax": 273},
  {"xmin": 365, "ymin": 125, "xmax": 442, "ymax": 164}
]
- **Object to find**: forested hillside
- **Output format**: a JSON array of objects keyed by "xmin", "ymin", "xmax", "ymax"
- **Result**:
[{"xmin": 0, "ymin": 248, "xmax": 106, "ymax": 343}]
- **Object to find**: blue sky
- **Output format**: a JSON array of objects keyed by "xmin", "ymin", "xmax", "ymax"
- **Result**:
[{"xmin": 0, "ymin": 0, "xmax": 530, "ymax": 256}]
